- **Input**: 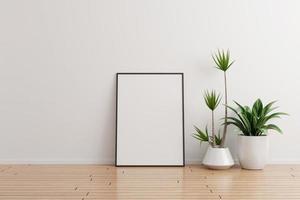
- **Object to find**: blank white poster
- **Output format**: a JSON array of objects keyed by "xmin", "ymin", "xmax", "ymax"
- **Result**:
[{"xmin": 116, "ymin": 73, "xmax": 184, "ymax": 166}]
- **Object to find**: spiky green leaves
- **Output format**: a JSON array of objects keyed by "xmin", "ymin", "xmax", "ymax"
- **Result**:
[
  {"xmin": 192, "ymin": 48, "xmax": 234, "ymax": 147},
  {"xmin": 193, "ymin": 126, "xmax": 209, "ymax": 143},
  {"xmin": 204, "ymin": 90, "xmax": 221, "ymax": 111},
  {"xmin": 212, "ymin": 49, "xmax": 234, "ymax": 72},
  {"xmin": 193, "ymin": 126, "xmax": 222, "ymax": 146},
  {"xmin": 226, "ymin": 99, "xmax": 288, "ymax": 136}
]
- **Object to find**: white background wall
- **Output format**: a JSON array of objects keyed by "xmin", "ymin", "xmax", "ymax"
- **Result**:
[{"xmin": 0, "ymin": 0, "xmax": 299, "ymax": 164}]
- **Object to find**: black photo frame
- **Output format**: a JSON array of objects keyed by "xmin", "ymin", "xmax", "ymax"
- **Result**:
[{"xmin": 115, "ymin": 73, "xmax": 185, "ymax": 167}]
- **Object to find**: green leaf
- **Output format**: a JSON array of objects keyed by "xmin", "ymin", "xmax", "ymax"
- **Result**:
[
  {"xmin": 212, "ymin": 49, "xmax": 234, "ymax": 71},
  {"xmin": 193, "ymin": 125, "xmax": 209, "ymax": 143},
  {"xmin": 203, "ymin": 90, "xmax": 221, "ymax": 111},
  {"xmin": 264, "ymin": 124, "xmax": 283, "ymax": 134},
  {"xmin": 262, "ymin": 100, "xmax": 277, "ymax": 116},
  {"xmin": 214, "ymin": 130, "xmax": 222, "ymax": 145},
  {"xmin": 225, "ymin": 99, "xmax": 287, "ymax": 136}
]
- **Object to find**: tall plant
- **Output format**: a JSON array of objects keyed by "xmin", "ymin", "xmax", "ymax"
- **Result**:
[
  {"xmin": 193, "ymin": 49, "xmax": 234, "ymax": 148},
  {"xmin": 212, "ymin": 50, "xmax": 234, "ymax": 147}
]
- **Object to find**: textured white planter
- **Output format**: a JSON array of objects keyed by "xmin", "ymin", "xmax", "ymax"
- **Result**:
[
  {"xmin": 238, "ymin": 135, "xmax": 269, "ymax": 170},
  {"xmin": 202, "ymin": 146, "xmax": 234, "ymax": 169}
]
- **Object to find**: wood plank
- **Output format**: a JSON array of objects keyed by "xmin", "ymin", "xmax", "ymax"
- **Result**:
[{"xmin": 0, "ymin": 165, "xmax": 299, "ymax": 199}]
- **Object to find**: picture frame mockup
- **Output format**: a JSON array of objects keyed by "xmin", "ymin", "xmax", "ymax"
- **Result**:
[{"xmin": 115, "ymin": 73, "xmax": 185, "ymax": 166}]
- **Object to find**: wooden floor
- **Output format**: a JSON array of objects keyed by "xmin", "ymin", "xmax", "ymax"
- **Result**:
[{"xmin": 0, "ymin": 165, "xmax": 299, "ymax": 199}]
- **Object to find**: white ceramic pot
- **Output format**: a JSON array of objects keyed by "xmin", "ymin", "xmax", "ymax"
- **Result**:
[
  {"xmin": 238, "ymin": 135, "xmax": 269, "ymax": 170},
  {"xmin": 202, "ymin": 146, "xmax": 234, "ymax": 169}
]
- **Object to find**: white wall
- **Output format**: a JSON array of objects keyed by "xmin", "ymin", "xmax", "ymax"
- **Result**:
[{"xmin": 0, "ymin": 0, "xmax": 299, "ymax": 164}]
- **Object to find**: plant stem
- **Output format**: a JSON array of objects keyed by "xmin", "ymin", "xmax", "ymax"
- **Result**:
[
  {"xmin": 221, "ymin": 72, "xmax": 228, "ymax": 147},
  {"xmin": 211, "ymin": 110, "xmax": 215, "ymax": 147}
]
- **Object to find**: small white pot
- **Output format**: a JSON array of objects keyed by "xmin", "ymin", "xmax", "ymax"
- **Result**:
[
  {"xmin": 202, "ymin": 146, "xmax": 234, "ymax": 169},
  {"xmin": 238, "ymin": 135, "xmax": 269, "ymax": 170}
]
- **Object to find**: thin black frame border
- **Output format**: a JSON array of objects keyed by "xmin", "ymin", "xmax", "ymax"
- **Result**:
[{"xmin": 115, "ymin": 72, "xmax": 185, "ymax": 167}]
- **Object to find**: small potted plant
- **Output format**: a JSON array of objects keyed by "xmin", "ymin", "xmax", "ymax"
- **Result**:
[
  {"xmin": 226, "ymin": 99, "xmax": 287, "ymax": 169},
  {"xmin": 193, "ymin": 49, "xmax": 235, "ymax": 169}
]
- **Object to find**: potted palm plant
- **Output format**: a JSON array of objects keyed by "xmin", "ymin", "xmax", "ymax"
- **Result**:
[
  {"xmin": 193, "ymin": 49, "xmax": 235, "ymax": 169},
  {"xmin": 226, "ymin": 99, "xmax": 287, "ymax": 169}
]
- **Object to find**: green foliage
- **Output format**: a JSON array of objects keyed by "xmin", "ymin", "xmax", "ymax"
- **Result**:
[
  {"xmin": 193, "ymin": 48, "xmax": 235, "ymax": 147},
  {"xmin": 212, "ymin": 49, "xmax": 234, "ymax": 72},
  {"xmin": 204, "ymin": 90, "xmax": 221, "ymax": 111},
  {"xmin": 193, "ymin": 125, "xmax": 209, "ymax": 144},
  {"xmin": 214, "ymin": 131, "xmax": 222, "ymax": 146},
  {"xmin": 193, "ymin": 126, "xmax": 222, "ymax": 146},
  {"xmin": 225, "ymin": 99, "xmax": 288, "ymax": 136}
]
